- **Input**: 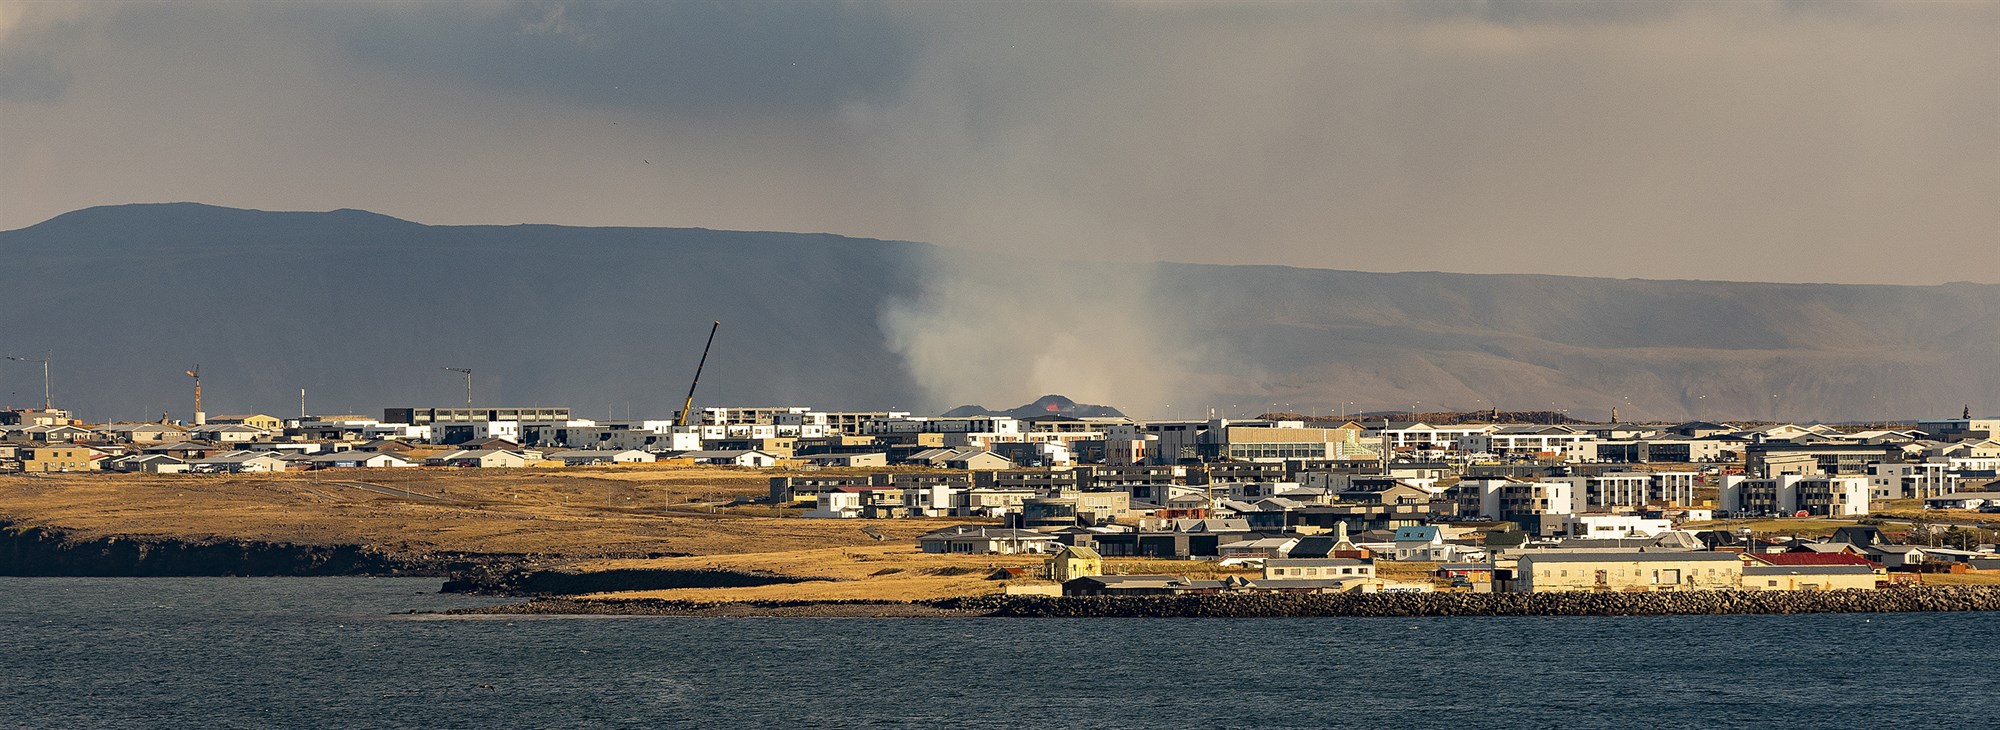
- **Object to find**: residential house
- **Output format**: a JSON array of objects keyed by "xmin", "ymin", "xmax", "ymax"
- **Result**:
[
  {"xmin": 189, "ymin": 451, "xmax": 289, "ymax": 473},
  {"xmin": 144, "ymin": 441, "xmax": 216, "ymax": 459},
  {"xmin": 304, "ymin": 451, "xmax": 416, "ymax": 469},
  {"xmin": 547, "ymin": 449, "xmax": 656, "ymax": 466},
  {"xmin": 104, "ymin": 454, "xmax": 190, "ymax": 474},
  {"xmin": 1263, "ymin": 558, "xmax": 1375, "ymax": 581},
  {"xmin": 916, "ymin": 525, "xmax": 1058, "ymax": 554},
  {"xmin": 1560, "ymin": 514, "xmax": 1675, "ymax": 539},
  {"xmin": 208, "ymin": 414, "xmax": 284, "ymax": 431},
  {"xmin": 1218, "ymin": 536, "xmax": 1301, "ymax": 558},
  {"xmin": 16, "ymin": 424, "xmax": 96, "ymax": 443},
  {"xmin": 674, "ymin": 450, "xmax": 779, "ymax": 468},
  {"xmin": 1390, "ymin": 525, "xmax": 1447, "ymax": 561},
  {"xmin": 1045, "ymin": 544, "xmax": 1104, "ymax": 582},
  {"xmin": 186, "ymin": 423, "xmax": 271, "ymax": 444},
  {"xmin": 425, "ymin": 449, "xmax": 531, "ymax": 468},
  {"xmin": 22, "ymin": 445, "xmax": 99, "ymax": 472},
  {"xmin": 803, "ymin": 486, "xmax": 907, "ymax": 519},
  {"xmin": 99, "ymin": 422, "xmax": 187, "ymax": 444},
  {"xmin": 803, "ymin": 452, "xmax": 888, "ymax": 468}
]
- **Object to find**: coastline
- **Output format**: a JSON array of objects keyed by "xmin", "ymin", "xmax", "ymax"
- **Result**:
[{"xmin": 443, "ymin": 585, "xmax": 2000, "ymax": 619}]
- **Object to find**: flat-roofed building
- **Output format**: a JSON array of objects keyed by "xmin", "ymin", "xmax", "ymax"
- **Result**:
[
  {"xmin": 1721, "ymin": 475, "xmax": 1870, "ymax": 517},
  {"xmin": 1198, "ymin": 422, "xmax": 1380, "ymax": 462},
  {"xmin": 1741, "ymin": 564, "xmax": 1876, "ymax": 591},
  {"xmin": 1516, "ymin": 551, "xmax": 1741, "ymax": 592},
  {"xmin": 385, "ymin": 407, "xmax": 571, "ymax": 425}
]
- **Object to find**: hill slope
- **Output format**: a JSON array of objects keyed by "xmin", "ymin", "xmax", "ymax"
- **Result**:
[{"xmin": 4, "ymin": 203, "xmax": 1996, "ymax": 422}]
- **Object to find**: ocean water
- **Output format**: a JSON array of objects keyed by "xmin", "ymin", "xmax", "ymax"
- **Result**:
[{"xmin": 1, "ymin": 577, "xmax": 1993, "ymax": 729}]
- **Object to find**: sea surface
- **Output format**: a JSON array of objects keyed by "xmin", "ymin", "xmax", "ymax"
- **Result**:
[{"xmin": 2, "ymin": 577, "xmax": 1994, "ymax": 729}]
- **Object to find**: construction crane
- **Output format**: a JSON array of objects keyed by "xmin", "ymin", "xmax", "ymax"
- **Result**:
[
  {"xmin": 4, "ymin": 351, "xmax": 50, "ymax": 410},
  {"xmin": 184, "ymin": 365, "xmax": 203, "ymax": 425},
  {"xmin": 441, "ymin": 367, "xmax": 473, "ymax": 407},
  {"xmin": 676, "ymin": 321, "xmax": 721, "ymax": 428}
]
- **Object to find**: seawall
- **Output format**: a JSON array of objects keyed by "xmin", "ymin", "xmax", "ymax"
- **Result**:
[{"xmin": 938, "ymin": 586, "xmax": 2000, "ymax": 618}]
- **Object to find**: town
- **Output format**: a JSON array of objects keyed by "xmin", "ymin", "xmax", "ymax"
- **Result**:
[{"xmin": 6, "ymin": 393, "xmax": 1999, "ymax": 599}]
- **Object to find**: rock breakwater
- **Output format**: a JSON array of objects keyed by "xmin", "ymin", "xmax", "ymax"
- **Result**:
[
  {"xmin": 940, "ymin": 586, "xmax": 2000, "ymax": 618},
  {"xmin": 444, "ymin": 597, "xmax": 977, "ymax": 617},
  {"xmin": 441, "ymin": 565, "xmax": 832, "ymax": 596},
  {"xmin": 0, "ymin": 522, "xmax": 482, "ymax": 577}
]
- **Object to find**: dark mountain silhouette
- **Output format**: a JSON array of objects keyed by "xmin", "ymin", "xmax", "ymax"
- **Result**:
[
  {"xmin": 4, "ymin": 203, "xmax": 1998, "ymax": 423},
  {"xmin": 940, "ymin": 395, "xmax": 1127, "ymax": 419}
]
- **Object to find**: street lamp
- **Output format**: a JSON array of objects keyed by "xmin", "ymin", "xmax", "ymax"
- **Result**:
[
  {"xmin": 442, "ymin": 367, "xmax": 474, "ymax": 408},
  {"xmin": 4, "ymin": 351, "xmax": 50, "ymax": 410}
]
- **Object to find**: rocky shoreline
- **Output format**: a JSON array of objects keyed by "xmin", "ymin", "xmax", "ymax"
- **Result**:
[
  {"xmin": 441, "ymin": 597, "xmax": 981, "ymax": 618},
  {"xmin": 0, "ymin": 522, "xmax": 504, "ymax": 577},
  {"xmin": 445, "ymin": 585, "xmax": 2000, "ymax": 619},
  {"xmin": 440, "ymin": 564, "xmax": 828, "ymax": 596}
]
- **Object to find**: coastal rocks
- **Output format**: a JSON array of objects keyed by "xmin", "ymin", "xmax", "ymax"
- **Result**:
[
  {"xmin": 941, "ymin": 587, "xmax": 2000, "ymax": 618},
  {"xmin": 0, "ymin": 521, "xmax": 513, "ymax": 577},
  {"xmin": 446, "ymin": 597, "xmax": 978, "ymax": 618},
  {"xmin": 0, "ymin": 523, "xmax": 393, "ymax": 576},
  {"xmin": 441, "ymin": 565, "xmax": 836, "ymax": 596}
]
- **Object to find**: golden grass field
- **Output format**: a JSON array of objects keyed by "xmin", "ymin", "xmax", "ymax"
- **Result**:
[
  {"xmin": 0, "ymin": 465, "xmax": 967, "ymax": 558},
  {"xmin": 0, "ymin": 465, "xmax": 1296, "ymax": 601}
]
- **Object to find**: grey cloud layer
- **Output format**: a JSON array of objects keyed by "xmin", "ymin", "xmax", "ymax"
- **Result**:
[{"xmin": 2, "ymin": 0, "xmax": 1995, "ymax": 285}]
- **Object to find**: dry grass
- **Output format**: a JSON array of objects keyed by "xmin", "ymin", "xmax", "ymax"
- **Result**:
[
  {"xmin": 574, "ymin": 544, "xmax": 1053, "ymax": 602},
  {"xmin": 0, "ymin": 466, "xmax": 972, "ymax": 558},
  {"xmin": 0, "ymin": 466, "xmax": 1452, "ymax": 602},
  {"xmin": 1682, "ymin": 517, "xmax": 1864, "ymax": 537},
  {"xmin": 1376, "ymin": 560, "xmax": 1441, "ymax": 581}
]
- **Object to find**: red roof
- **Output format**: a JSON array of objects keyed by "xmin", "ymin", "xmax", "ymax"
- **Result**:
[{"xmin": 1753, "ymin": 553, "xmax": 1882, "ymax": 568}]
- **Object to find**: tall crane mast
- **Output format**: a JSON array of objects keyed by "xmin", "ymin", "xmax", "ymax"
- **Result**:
[{"xmin": 677, "ymin": 321, "xmax": 721, "ymax": 428}]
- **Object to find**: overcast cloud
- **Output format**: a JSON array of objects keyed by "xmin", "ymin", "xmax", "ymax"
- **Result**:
[{"xmin": 2, "ymin": 0, "xmax": 1995, "ymax": 284}]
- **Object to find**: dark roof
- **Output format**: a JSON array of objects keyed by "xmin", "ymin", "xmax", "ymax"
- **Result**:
[
  {"xmin": 1266, "ymin": 558, "xmax": 1370, "ymax": 568},
  {"xmin": 1286, "ymin": 536, "xmax": 1339, "ymax": 558},
  {"xmin": 1520, "ymin": 551, "xmax": 1739, "ymax": 564},
  {"xmin": 1742, "ymin": 565, "xmax": 1875, "ymax": 576},
  {"xmin": 1752, "ymin": 553, "xmax": 1881, "ymax": 568},
  {"xmin": 1829, "ymin": 525, "xmax": 1885, "ymax": 546}
]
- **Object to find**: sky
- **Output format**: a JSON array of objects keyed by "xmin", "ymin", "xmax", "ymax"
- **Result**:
[{"xmin": 2, "ymin": 0, "xmax": 1996, "ymax": 285}]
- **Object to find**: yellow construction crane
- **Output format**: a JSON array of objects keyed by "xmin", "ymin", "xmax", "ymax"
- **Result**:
[{"xmin": 677, "ymin": 321, "xmax": 720, "ymax": 428}]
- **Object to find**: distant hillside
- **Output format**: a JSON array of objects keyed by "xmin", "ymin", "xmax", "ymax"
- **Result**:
[
  {"xmin": 940, "ymin": 395, "xmax": 1127, "ymax": 419},
  {"xmin": 4, "ymin": 203, "xmax": 1998, "ymax": 423}
]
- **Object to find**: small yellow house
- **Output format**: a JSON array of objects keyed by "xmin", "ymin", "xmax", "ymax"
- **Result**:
[{"xmin": 1045, "ymin": 545, "xmax": 1103, "ymax": 582}]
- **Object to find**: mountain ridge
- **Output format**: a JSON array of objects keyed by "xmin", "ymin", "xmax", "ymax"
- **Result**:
[{"xmin": 4, "ymin": 203, "xmax": 1996, "ymax": 423}]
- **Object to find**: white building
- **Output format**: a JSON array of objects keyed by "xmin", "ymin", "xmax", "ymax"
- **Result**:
[
  {"xmin": 1553, "ymin": 471, "xmax": 1699, "ymax": 509},
  {"xmin": 1457, "ymin": 478, "xmax": 1577, "ymax": 520},
  {"xmin": 1721, "ymin": 475, "xmax": 1870, "ymax": 517},
  {"xmin": 1561, "ymin": 514, "xmax": 1675, "ymax": 538},
  {"xmin": 1463, "ymin": 426, "xmax": 1594, "ymax": 458}
]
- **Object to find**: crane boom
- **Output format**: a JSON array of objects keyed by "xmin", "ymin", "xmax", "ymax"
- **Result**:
[{"xmin": 677, "ymin": 321, "xmax": 721, "ymax": 428}]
